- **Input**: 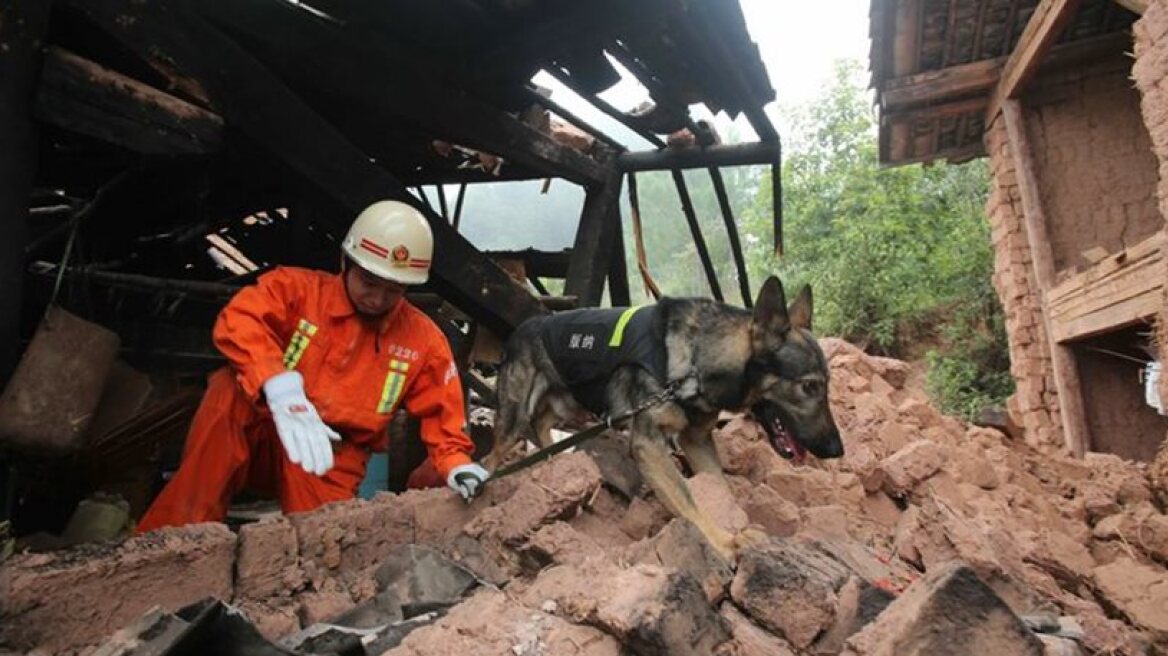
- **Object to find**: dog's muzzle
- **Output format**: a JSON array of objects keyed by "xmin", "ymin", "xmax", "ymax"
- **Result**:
[{"xmin": 751, "ymin": 403, "xmax": 844, "ymax": 463}]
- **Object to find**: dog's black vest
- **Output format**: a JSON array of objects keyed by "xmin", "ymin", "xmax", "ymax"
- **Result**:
[{"xmin": 539, "ymin": 305, "xmax": 668, "ymax": 415}]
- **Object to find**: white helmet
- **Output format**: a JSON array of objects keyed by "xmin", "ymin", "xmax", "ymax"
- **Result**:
[{"xmin": 341, "ymin": 200, "xmax": 433, "ymax": 285}]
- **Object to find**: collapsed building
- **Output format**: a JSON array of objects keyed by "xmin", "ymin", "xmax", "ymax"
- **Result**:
[{"xmin": 2, "ymin": 0, "xmax": 1168, "ymax": 654}]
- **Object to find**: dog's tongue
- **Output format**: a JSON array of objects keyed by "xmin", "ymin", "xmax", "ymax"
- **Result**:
[{"xmin": 770, "ymin": 420, "xmax": 807, "ymax": 464}]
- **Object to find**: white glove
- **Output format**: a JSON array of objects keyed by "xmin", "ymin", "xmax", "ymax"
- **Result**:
[
  {"xmin": 447, "ymin": 463, "xmax": 489, "ymax": 501},
  {"xmin": 263, "ymin": 371, "xmax": 341, "ymax": 476}
]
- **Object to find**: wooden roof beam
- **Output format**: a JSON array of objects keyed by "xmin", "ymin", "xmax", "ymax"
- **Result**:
[
  {"xmin": 35, "ymin": 47, "xmax": 223, "ymax": 155},
  {"xmin": 987, "ymin": 0, "xmax": 1084, "ymax": 120},
  {"xmin": 881, "ymin": 57, "xmax": 1003, "ymax": 110},
  {"xmin": 882, "ymin": 31, "xmax": 1128, "ymax": 111}
]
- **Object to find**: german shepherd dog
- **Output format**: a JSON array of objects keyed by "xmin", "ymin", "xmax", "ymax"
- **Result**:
[{"xmin": 486, "ymin": 276, "xmax": 844, "ymax": 559}]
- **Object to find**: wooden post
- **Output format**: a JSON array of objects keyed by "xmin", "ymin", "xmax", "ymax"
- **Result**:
[
  {"xmin": 1002, "ymin": 99, "xmax": 1090, "ymax": 456},
  {"xmin": 607, "ymin": 217, "xmax": 631, "ymax": 307},
  {"xmin": 565, "ymin": 162, "xmax": 624, "ymax": 306},
  {"xmin": 0, "ymin": 0, "xmax": 50, "ymax": 386}
]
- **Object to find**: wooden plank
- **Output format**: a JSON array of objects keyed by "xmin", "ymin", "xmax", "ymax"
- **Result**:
[
  {"xmin": 482, "ymin": 249, "xmax": 571, "ymax": 278},
  {"xmin": 1003, "ymin": 98, "xmax": 1089, "ymax": 457},
  {"xmin": 0, "ymin": 0, "xmax": 50, "ymax": 385},
  {"xmin": 1052, "ymin": 293, "xmax": 1161, "ymax": 343},
  {"xmin": 607, "ymin": 217, "xmax": 631, "ymax": 307},
  {"xmin": 988, "ymin": 0, "xmax": 1083, "ymax": 120},
  {"xmin": 941, "ymin": 0, "xmax": 961, "ymax": 67},
  {"xmin": 882, "ymin": 58, "xmax": 1004, "ymax": 109},
  {"xmin": 1047, "ymin": 236, "xmax": 1163, "ymax": 306},
  {"xmin": 1049, "ymin": 258, "xmax": 1164, "ymax": 323},
  {"xmin": 565, "ymin": 163, "xmax": 624, "ymax": 306},
  {"xmin": 34, "ymin": 47, "xmax": 223, "ymax": 155},
  {"xmin": 892, "ymin": 0, "xmax": 923, "ymax": 76},
  {"xmin": 1047, "ymin": 236, "xmax": 1163, "ymax": 301},
  {"xmin": 66, "ymin": 0, "xmax": 546, "ymax": 337}
]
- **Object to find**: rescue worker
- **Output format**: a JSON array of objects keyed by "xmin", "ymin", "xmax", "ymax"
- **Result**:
[{"xmin": 137, "ymin": 200, "xmax": 488, "ymax": 532}]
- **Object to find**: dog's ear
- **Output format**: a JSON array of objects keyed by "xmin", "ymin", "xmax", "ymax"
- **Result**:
[
  {"xmin": 753, "ymin": 276, "xmax": 790, "ymax": 334},
  {"xmin": 789, "ymin": 284, "xmax": 813, "ymax": 330}
]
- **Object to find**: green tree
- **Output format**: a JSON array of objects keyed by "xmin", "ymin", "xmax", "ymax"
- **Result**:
[{"xmin": 731, "ymin": 59, "xmax": 1011, "ymax": 419}]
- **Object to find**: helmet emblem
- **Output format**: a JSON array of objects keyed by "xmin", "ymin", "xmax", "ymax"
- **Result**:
[{"xmin": 392, "ymin": 244, "xmax": 410, "ymax": 266}]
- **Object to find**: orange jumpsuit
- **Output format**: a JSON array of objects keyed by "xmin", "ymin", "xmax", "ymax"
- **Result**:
[{"xmin": 137, "ymin": 266, "xmax": 473, "ymax": 532}]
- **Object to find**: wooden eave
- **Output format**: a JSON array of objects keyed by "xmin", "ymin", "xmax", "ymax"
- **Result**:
[{"xmin": 869, "ymin": 0, "xmax": 1138, "ymax": 167}]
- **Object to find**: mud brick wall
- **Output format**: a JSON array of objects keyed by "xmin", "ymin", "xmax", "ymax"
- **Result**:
[
  {"xmin": 1026, "ymin": 54, "xmax": 1161, "ymax": 273},
  {"xmin": 986, "ymin": 46, "xmax": 1162, "ymax": 450},
  {"xmin": 985, "ymin": 118, "xmax": 1062, "ymax": 448},
  {"xmin": 1132, "ymin": 1, "xmax": 1168, "ymax": 412}
]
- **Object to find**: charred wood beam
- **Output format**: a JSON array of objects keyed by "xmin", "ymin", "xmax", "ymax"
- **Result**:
[
  {"xmin": 66, "ymin": 0, "xmax": 546, "ymax": 337},
  {"xmin": 548, "ymin": 66, "xmax": 666, "ymax": 148},
  {"xmin": 452, "ymin": 183, "xmax": 467, "ymax": 231},
  {"xmin": 565, "ymin": 162, "xmax": 624, "ymax": 307},
  {"xmin": 524, "ymin": 85, "xmax": 625, "ymax": 152},
  {"xmin": 200, "ymin": 0, "xmax": 607, "ymax": 186},
  {"xmin": 546, "ymin": 68, "xmax": 725, "ymax": 298},
  {"xmin": 607, "ymin": 216, "xmax": 631, "ymax": 306},
  {"xmin": 482, "ymin": 249, "xmax": 571, "ymax": 278},
  {"xmin": 35, "ymin": 47, "xmax": 223, "ymax": 155},
  {"xmin": 0, "ymin": 0, "xmax": 50, "ymax": 386},
  {"xmin": 31, "ymin": 264, "xmax": 578, "ymax": 314},
  {"xmin": 617, "ymin": 142, "xmax": 780, "ymax": 172},
  {"xmin": 398, "ymin": 165, "xmax": 551, "ymax": 187}
]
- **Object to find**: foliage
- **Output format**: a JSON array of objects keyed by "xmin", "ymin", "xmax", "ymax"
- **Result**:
[{"xmin": 732, "ymin": 59, "xmax": 1013, "ymax": 417}]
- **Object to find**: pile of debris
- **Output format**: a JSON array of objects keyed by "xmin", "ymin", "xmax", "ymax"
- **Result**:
[{"xmin": 2, "ymin": 338, "xmax": 1168, "ymax": 655}]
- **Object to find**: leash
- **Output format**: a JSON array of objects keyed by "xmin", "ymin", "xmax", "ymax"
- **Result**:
[{"xmin": 480, "ymin": 377, "xmax": 690, "ymax": 488}]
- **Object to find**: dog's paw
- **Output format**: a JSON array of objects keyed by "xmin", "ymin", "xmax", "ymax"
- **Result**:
[{"xmin": 731, "ymin": 526, "xmax": 770, "ymax": 553}]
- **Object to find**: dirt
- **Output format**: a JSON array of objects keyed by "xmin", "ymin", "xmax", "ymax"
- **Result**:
[{"xmin": 4, "ymin": 336, "xmax": 1168, "ymax": 654}]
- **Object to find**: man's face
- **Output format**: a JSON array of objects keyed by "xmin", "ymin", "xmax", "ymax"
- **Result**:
[{"xmin": 344, "ymin": 264, "xmax": 406, "ymax": 318}]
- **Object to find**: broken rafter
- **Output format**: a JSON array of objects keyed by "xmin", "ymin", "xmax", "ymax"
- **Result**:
[
  {"xmin": 201, "ymin": 0, "xmax": 607, "ymax": 186},
  {"xmin": 548, "ymin": 66, "xmax": 666, "ymax": 148},
  {"xmin": 35, "ymin": 47, "xmax": 223, "ymax": 155},
  {"xmin": 1113, "ymin": 0, "xmax": 1148, "ymax": 14},
  {"xmin": 524, "ymin": 85, "xmax": 625, "ymax": 152},
  {"xmin": 988, "ymin": 0, "xmax": 1084, "ymax": 120},
  {"xmin": 65, "ymin": 0, "xmax": 547, "ymax": 337},
  {"xmin": 545, "ymin": 67, "xmax": 724, "ymax": 299},
  {"xmin": 616, "ymin": 142, "xmax": 780, "ymax": 172},
  {"xmin": 565, "ymin": 161, "xmax": 624, "ymax": 306}
]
